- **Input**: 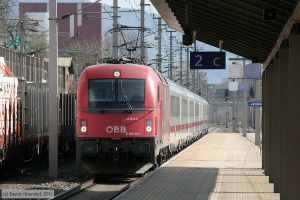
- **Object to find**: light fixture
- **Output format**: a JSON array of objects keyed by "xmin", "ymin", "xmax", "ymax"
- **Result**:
[
  {"xmin": 146, "ymin": 119, "xmax": 153, "ymax": 133},
  {"xmin": 81, "ymin": 119, "xmax": 87, "ymax": 133},
  {"xmin": 113, "ymin": 70, "xmax": 121, "ymax": 77}
]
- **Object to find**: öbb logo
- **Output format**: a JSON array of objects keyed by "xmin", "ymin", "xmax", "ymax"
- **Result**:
[{"xmin": 106, "ymin": 126, "xmax": 127, "ymax": 133}]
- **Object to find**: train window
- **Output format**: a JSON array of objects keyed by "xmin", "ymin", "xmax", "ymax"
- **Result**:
[
  {"xmin": 181, "ymin": 99, "xmax": 188, "ymax": 116},
  {"xmin": 117, "ymin": 79, "xmax": 145, "ymax": 103},
  {"xmin": 88, "ymin": 79, "xmax": 145, "ymax": 111},
  {"xmin": 195, "ymin": 103, "xmax": 199, "ymax": 117},
  {"xmin": 200, "ymin": 104, "xmax": 203, "ymax": 117},
  {"xmin": 189, "ymin": 101, "xmax": 194, "ymax": 116},
  {"xmin": 88, "ymin": 79, "xmax": 115, "ymax": 102},
  {"xmin": 171, "ymin": 95, "xmax": 180, "ymax": 117}
]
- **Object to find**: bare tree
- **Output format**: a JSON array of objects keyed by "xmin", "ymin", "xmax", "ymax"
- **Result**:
[
  {"xmin": 0, "ymin": 0, "xmax": 15, "ymax": 24},
  {"xmin": 0, "ymin": 0, "xmax": 17, "ymax": 46},
  {"xmin": 24, "ymin": 21, "xmax": 49, "ymax": 57},
  {"xmin": 62, "ymin": 37, "xmax": 103, "ymax": 75},
  {"xmin": 63, "ymin": 30, "xmax": 141, "ymax": 76}
]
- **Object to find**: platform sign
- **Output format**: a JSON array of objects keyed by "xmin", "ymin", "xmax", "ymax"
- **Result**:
[
  {"xmin": 244, "ymin": 63, "xmax": 261, "ymax": 79},
  {"xmin": 190, "ymin": 51, "xmax": 226, "ymax": 69},
  {"xmin": 229, "ymin": 81, "xmax": 238, "ymax": 91},
  {"xmin": 229, "ymin": 64, "xmax": 243, "ymax": 78},
  {"xmin": 248, "ymin": 100, "xmax": 262, "ymax": 107},
  {"xmin": 238, "ymin": 82, "xmax": 249, "ymax": 91}
]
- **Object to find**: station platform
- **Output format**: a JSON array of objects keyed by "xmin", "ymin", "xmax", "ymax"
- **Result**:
[{"xmin": 115, "ymin": 133, "xmax": 279, "ymax": 200}]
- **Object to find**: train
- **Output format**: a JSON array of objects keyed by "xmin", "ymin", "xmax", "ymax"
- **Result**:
[
  {"xmin": 76, "ymin": 63, "xmax": 209, "ymax": 174},
  {"xmin": 0, "ymin": 82, "xmax": 76, "ymax": 169},
  {"xmin": 0, "ymin": 57, "xmax": 76, "ymax": 169}
]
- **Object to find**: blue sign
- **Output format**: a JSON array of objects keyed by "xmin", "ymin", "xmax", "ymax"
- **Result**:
[
  {"xmin": 244, "ymin": 63, "xmax": 261, "ymax": 79},
  {"xmin": 248, "ymin": 101, "xmax": 262, "ymax": 107},
  {"xmin": 238, "ymin": 82, "xmax": 249, "ymax": 91},
  {"xmin": 190, "ymin": 51, "xmax": 226, "ymax": 69}
]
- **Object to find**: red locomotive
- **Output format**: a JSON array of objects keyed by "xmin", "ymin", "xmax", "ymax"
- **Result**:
[{"xmin": 76, "ymin": 63, "xmax": 208, "ymax": 174}]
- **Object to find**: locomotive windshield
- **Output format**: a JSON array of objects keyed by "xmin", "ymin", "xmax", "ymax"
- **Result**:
[{"xmin": 88, "ymin": 79, "xmax": 145, "ymax": 112}]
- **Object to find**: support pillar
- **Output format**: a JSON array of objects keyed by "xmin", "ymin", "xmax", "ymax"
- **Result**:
[
  {"xmin": 273, "ymin": 53, "xmax": 280, "ymax": 192},
  {"xmin": 289, "ymin": 23, "xmax": 300, "ymax": 200},
  {"xmin": 268, "ymin": 61, "xmax": 274, "ymax": 182},
  {"xmin": 263, "ymin": 68, "xmax": 270, "ymax": 176},
  {"xmin": 242, "ymin": 90, "xmax": 247, "ymax": 137},
  {"xmin": 48, "ymin": 0, "xmax": 58, "ymax": 179},
  {"xmin": 254, "ymin": 79, "xmax": 261, "ymax": 145},
  {"xmin": 261, "ymin": 70, "xmax": 266, "ymax": 170},
  {"xmin": 269, "ymin": 55, "xmax": 279, "ymax": 184},
  {"xmin": 279, "ymin": 39, "xmax": 290, "ymax": 200}
]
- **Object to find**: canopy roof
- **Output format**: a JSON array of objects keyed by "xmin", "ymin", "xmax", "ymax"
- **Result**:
[{"xmin": 150, "ymin": 0, "xmax": 300, "ymax": 66}]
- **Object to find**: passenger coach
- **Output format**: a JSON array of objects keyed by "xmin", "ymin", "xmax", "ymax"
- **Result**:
[{"xmin": 76, "ymin": 63, "xmax": 208, "ymax": 174}]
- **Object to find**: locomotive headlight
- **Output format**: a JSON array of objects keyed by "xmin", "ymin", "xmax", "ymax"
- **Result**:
[
  {"xmin": 80, "ymin": 119, "xmax": 87, "ymax": 133},
  {"xmin": 146, "ymin": 119, "xmax": 152, "ymax": 133},
  {"xmin": 81, "ymin": 126, "xmax": 87, "ymax": 133},
  {"xmin": 113, "ymin": 70, "xmax": 121, "ymax": 77},
  {"xmin": 146, "ymin": 126, "xmax": 152, "ymax": 133}
]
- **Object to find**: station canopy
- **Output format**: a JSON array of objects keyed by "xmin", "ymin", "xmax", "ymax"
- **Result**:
[{"xmin": 150, "ymin": 0, "xmax": 300, "ymax": 65}]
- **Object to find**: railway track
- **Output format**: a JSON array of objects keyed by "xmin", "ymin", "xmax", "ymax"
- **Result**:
[{"xmin": 54, "ymin": 176, "xmax": 139, "ymax": 200}]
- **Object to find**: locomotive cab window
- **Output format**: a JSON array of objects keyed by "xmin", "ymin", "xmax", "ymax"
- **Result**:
[
  {"xmin": 117, "ymin": 79, "xmax": 145, "ymax": 107},
  {"xmin": 88, "ymin": 79, "xmax": 145, "ymax": 112},
  {"xmin": 88, "ymin": 79, "xmax": 115, "ymax": 102}
]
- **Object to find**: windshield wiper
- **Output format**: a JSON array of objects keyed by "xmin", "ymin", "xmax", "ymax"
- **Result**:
[{"xmin": 120, "ymin": 80, "xmax": 133, "ymax": 113}]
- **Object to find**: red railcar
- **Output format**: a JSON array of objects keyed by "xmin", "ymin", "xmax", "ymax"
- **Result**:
[{"xmin": 76, "ymin": 63, "xmax": 208, "ymax": 174}]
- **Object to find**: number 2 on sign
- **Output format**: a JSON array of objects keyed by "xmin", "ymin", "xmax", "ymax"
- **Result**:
[{"xmin": 195, "ymin": 55, "xmax": 203, "ymax": 67}]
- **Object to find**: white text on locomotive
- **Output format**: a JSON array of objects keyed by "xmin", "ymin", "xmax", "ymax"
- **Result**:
[{"xmin": 106, "ymin": 126, "xmax": 127, "ymax": 133}]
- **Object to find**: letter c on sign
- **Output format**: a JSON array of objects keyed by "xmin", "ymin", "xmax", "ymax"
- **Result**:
[
  {"xmin": 106, "ymin": 126, "xmax": 113, "ymax": 133},
  {"xmin": 213, "ymin": 57, "xmax": 221, "ymax": 67}
]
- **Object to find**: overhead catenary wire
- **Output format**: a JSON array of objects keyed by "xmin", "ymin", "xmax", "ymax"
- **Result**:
[{"xmin": 59, "ymin": 0, "xmax": 102, "ymax": 20}]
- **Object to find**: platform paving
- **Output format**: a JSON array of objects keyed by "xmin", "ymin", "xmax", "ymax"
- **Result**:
[{"xmin": 115, "ymin": 133, "xmax": 279, "ymax": 200}]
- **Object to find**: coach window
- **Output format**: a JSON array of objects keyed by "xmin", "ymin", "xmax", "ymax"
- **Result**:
[
  {"xmin": 195, "ymin": 103, "xmax": 199, "ymax": 118},
  {"xmin": 189, "ymin": 101, "xmax": 194, "ymax": 117},
  {"xmin": 171, "ymin": 96, "xmax": 180, "ymax": 117},
  {"xmin": 200, "ymin": 104, "xmax": 203, "ymax": 118},
  {"xmin": 181, "ymin": 99, "xmax": 188, "ymax": 117}
]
